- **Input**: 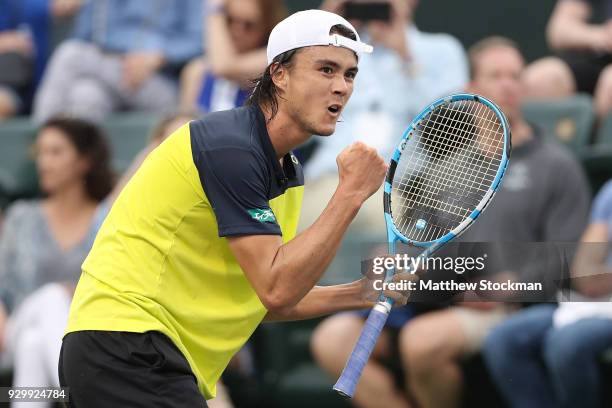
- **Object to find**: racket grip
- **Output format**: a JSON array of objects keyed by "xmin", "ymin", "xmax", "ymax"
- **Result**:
[{"xmin": 333, "ymin": 303, "xmax": 391, "ymax": 398}]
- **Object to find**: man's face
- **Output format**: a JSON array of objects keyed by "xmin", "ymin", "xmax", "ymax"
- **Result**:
[
  {"xmin": 469, "ymin": 46, "xmax": 525, "ymax": 122},
  {"xmin": 275, "ymin": 45, "xmax": 358, "ymax": 136}
]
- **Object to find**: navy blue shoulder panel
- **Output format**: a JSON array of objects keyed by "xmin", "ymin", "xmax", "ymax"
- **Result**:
[{"xmin": 189, "ymin": 107, "xmax": 281, "ymax": 237}]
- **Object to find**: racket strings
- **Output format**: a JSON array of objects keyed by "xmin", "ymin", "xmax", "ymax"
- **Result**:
[
  {"xmin": 394, "ymin": 102, "xmax": 502, "ymax": 240},
  {"xmin": 408, "ymin": 102, "xmax": 500, "ymax": 206},
  {"xmin": 391, "ymin": 99, "xmax": 505, "ymax": 242},
  {"xmin": 422, "ymin": 102, "xmax": 504, "ymax": 175},
  {"xmin": 414, "ymin": 104, "xmax": 502, "ymax": 192}
]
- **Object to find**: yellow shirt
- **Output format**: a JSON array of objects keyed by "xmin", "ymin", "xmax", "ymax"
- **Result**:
[{"xmin": 66, "ymin": 106, "xmax": 304, "ymax": 398}]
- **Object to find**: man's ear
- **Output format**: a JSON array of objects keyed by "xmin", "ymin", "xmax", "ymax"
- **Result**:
[{"xmin": 271, "ymin": 62, "xmax": 289, "ymax": 93}]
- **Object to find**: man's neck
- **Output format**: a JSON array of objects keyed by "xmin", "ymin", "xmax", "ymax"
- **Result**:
[{"xmin": 261, "ymin": 103, "xmax": 311, "ymax": 159}]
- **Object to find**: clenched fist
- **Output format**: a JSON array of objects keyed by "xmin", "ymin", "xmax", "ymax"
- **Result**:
[{"xmin": 336, "ymin": 142, "xmax": 387, "ymax": 204}]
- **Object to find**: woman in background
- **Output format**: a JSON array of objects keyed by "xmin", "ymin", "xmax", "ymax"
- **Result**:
[
  {"xmin": 0, "ymin": 118, "xmax": 113, "ymax": 406},
  {"xmin": 180, "ymin": 0, "xmax": 286, "ymax": 113},
  {"xmin": 0, "ymin": 112, "xmax": 198, "ymax": 407}
]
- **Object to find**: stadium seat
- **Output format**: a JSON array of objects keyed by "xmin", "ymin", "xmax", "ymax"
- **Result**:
[
  {"xmin": 102, "ymin": 112, "xmax": 157, "ymax": 172},
  {"xmin": 579, "ymin": 145, "xmax": 612, "ymax": 195},
  {"xmin": 521, "ymin": 94, "xmax": 595, "ymax": 155},
  {"xmin": 254, "ymin": 319, "xmax": 350, "ymax": 408},
  {"xmin": 0, "ymin": 118, "xmax": 39, "ymax": 207},
  {"xmin": 595, "ymin": 113, "xmax": 612, "ymax": 147}
]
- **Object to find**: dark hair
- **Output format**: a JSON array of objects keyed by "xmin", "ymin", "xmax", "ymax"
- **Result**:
[
  {"xmin": 246, "ymin": 24, "xmax": 358, "ymax": 119},
  {"xmin": 41, "ymin": 117, "xmax": 114, "ymax": 202},
  {"xmin": 468, "ymin": 36, "xmax": 522, "ymax": 80},
  {"xmin": 254, "ymin": 0, "xmax": 287, "ymax": 46}
]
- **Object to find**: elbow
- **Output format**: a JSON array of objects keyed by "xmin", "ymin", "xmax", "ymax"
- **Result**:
[
  {"xmin": 260, "ymin": 290, "xmax": 296, "ymax": 315},
  {"xmin": 547, "ymin": 18, "xmax": 572, "ymax": 50},
  {"xmin": 546, "ymin": 26, "xmax": 562, "ymax": 50}
]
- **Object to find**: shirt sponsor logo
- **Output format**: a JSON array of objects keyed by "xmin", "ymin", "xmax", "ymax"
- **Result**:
[{"xmin": 247, "ymin": 208, "xmax": 277, "ymax": 223}]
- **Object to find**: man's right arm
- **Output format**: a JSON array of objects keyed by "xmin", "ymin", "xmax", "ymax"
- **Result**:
[{"xmin": 228, "ymin": 142, "xmax": 387, "ymax": 314}]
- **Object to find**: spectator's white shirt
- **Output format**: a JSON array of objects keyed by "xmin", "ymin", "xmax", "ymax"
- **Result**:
[
  {"xmin": 554, "ymin": 180, "xmax": 612, "ymax": 328},
  {"xmin": 554, "ymin": 298, "xmax": 612, "ymax": 328}
]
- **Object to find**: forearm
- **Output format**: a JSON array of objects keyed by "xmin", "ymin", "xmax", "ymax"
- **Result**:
[
  {"xmin": 206, "ymin": 11, "xmax": 266, "ymax": 80},
  {"xmin": 207, "ymin": 10, "xmax": 238, "ymax": 72},
  {"xmin": 573, "ymin": 263, "xmax": 612, "ymax": 297},
  {"xmin": 265, "ymin": 188, "xmax": 363, "ymax": 309},
  {"xmin": 264, "ymin": 281, "xmax": 371, "ymax": 322},
  {"xmin": 549, "ymin": 20, "xmax": 603, "ymax": 50}
]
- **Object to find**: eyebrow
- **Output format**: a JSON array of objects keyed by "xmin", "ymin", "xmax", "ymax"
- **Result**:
[{"xmin": 315, "ymin": 59, "xmax": 359, "ymax": 74}]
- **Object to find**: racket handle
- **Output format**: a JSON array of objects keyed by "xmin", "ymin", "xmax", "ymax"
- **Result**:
[{"xmin": 333, "ymin": 303, "xmax": 391, "ymax": 398}]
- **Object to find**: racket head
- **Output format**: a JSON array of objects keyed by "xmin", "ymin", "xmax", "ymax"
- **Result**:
[{"xmin": 383, "ymin": 93, "xmax": 511, "ymax": 247}]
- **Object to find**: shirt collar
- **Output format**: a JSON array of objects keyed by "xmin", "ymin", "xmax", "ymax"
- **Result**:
[{"xmin": 252, "ymin": 105, "xmax": 297, "ymax": 188}]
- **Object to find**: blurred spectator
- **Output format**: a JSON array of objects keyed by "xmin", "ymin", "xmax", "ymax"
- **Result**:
[
  {"xmin": 484, "ymin": 180, "xmax": 612, "ymax": 408},
  {"xmin": 300, "ymin": 0, "xmax": 468, "ymax": 233},
  {"xmin": 523, "ymin": 0, "xmax": 612, "ymax": 118},
  {"xmin": 0, "ymin": 0, "xmax": 82, "ymax": 119},
  {"xmin": 397, "ymin": 37, "xmax": 590, "ymax": 408},
  {"xmin": 33, "ymin": 0, "xmax": 203, "ymax": 124},
  {"xmin": 0, "ymin": 113, "xmax": 199, "ymax": 400},
  {"xmin": 0, "ymin": 118, "xmax": 113, "ymax": 398},
  {"xmin": 180, "ymin": 0, "xmax": 286, "ymax": 113}
]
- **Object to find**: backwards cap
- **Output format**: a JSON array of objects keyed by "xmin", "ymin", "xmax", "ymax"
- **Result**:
[{"xmin": 266, "ymin": 9, "xmax": 373, "ymax": 64}]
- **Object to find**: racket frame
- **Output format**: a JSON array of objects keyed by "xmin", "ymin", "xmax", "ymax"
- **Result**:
[
  {"xmin": 383, "ymin": 93, "xmax": 511, "ymax": 248},
  {"xmin": 333, "ymin": 93, "xmax": 511, "ymax": 398}
]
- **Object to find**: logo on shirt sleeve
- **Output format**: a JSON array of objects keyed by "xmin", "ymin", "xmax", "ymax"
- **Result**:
[{"xmin": 247, "ymin": 208, "xmax": 277, "ymax": 223}]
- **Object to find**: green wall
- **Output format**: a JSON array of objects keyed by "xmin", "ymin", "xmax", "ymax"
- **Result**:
[{"xmin": 286, "ymin": 0, "xmax": 558, "ymax": 62}]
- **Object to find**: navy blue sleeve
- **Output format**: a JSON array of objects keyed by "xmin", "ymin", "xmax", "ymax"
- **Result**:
[{"xmin": 194, "ymin": 147, "xmax": 281, "ymax": 237}]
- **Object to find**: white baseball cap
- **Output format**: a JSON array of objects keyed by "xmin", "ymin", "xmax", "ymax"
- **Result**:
[{"xmin": 266, "ymin": 9, "xmax": 373, "ymax": 65}]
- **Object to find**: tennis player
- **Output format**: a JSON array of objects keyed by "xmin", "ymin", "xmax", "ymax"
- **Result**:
[{"xmin": 59, "ymin": 9, "xmax": 408, "ymax": 407}]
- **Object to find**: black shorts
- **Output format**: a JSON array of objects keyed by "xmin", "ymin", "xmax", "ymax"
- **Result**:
[
  {"xmin": 559, "ymin": 51, "xmax": 612, "ymax": 95},
  {"xmin": 59, "ymin": 331, "xmax": 208, "ymax": 408}
]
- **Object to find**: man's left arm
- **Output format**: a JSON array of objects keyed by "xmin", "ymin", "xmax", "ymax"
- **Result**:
[
  {"xmin": 264, "ymin": 273, "xmax": 414, "ymax": 322},
  {"xmin": 264, "ymin": 281, "xmax": 370, "ymax": 322}
]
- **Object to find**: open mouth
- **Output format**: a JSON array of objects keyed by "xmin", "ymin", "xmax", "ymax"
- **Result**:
[{"xmin": 328, "ymin": 104, "xmax": 341, "ymax": 115}]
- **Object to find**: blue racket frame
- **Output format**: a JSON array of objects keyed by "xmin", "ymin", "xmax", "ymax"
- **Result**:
[{"xmin": 333, "ymin": 93, "xmax": 511, "ymax": 398}]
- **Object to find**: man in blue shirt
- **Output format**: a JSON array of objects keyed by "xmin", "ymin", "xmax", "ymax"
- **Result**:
[{"xmin": 33, "ymin": 0, "xmax": 203, "ymax": 123}]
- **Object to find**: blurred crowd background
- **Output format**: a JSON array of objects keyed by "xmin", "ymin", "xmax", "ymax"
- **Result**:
[{"xmin": 1, "ymin": 0, "xmax": 612, "ymax": 407}]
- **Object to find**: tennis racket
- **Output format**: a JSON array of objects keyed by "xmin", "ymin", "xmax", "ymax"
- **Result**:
[{"xmin": 333, "ymin": 93, "xmax": 511, "ymax": 398}]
